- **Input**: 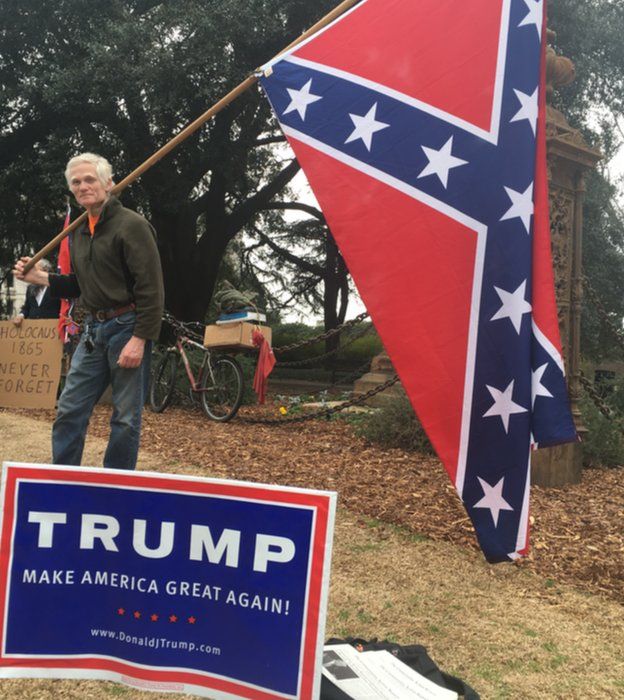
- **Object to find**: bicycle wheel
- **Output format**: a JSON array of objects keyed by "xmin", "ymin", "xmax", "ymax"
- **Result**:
[
  {"xmin": 200, "ymin": 355, "xmax": 243, "ymax": 422},
  {"xmin": 149, "ymin": 351, "xmax": 178, "ymax": 413}
]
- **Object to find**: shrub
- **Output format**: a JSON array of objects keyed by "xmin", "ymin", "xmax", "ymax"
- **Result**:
[
  {"xmin": 272, "ymin": 322, "xmax": 320, "ymax": 347},
  {"xmin": 271, "ymin": 321, "xmax": 383, "ymax": 372},
  {"xmin": 338, "ymin": 327, "xmax": 382, "ymax": 365},
  {"xmin": 580, "ymin": 388, "xmax": 624, "ymax": 468},
  {"xmin": 353, "ymin": 393, "xmax": 434, "ymax": 453},
  {"xmin": 236, "ymin": 353, "xmax": 259, "ymax": 406}
]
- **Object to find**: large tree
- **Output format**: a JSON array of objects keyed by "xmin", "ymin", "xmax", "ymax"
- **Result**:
[
  {"xmin": 549, "ymin": 0, "xmax": 624, "ymax": 360},
  {"xmin": 243, "ymin": 207, "xmax": 352, "ymax": 350},
  {"xmin": 0, "ymin": 0, "xmax": 335, "ymax": 319}
]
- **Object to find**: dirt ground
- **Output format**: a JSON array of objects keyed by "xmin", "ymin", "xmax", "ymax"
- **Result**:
[{"xmin": 0, "ymin": 407, "xmax": 623, "ymax": 699}]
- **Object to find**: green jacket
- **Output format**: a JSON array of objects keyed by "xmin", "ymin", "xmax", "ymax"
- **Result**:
[{"xmin": 49, "ymin": 197, "xmax": 164, "ymax": 340}]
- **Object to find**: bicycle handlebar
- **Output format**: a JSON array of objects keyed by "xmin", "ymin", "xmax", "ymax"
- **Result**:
[{"xmin": 161, "ymin": 311, "xmax": 205, "ymax": 341}]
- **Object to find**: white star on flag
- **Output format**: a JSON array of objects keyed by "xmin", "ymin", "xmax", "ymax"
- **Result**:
[
  {"xmin": 518, "ymin": 0, "xmax": 543, "ymax": 40},
  {"xmin": 474, "ymin": 477, "xmax": 514, "ymax": 527},
  {"xmin": 283, "ymin": 79, "xmax": 322, "ymax": 120},
  {"xmin": 483, "ymin": 380, "xmax": 528, "ymax": 433},
  {"xmin": 510, "ymin": 88, "xmax": 538, "ymax": 135},
  {"xmin": 500, "ymin": 183, "xmax": 534, "ymax": 234},
  {"xmin": 532, "ymin": 363, "xmax": 553, "ymax": 407},
  {"xmin": 345, "ymin": 102, "xmax": 390, "ymax": 151},
  {"xmin": 491, "ymin": 280, "xmax": 532, "ymax": 334},
  {"xmin": 418, "ymin": 136, "xmax": 468, "ymax": 188}
]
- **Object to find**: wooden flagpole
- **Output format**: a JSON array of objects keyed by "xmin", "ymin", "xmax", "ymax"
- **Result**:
[{"xmin": 24, "ymin": 0, "xmax": 362, "ymax": 272}]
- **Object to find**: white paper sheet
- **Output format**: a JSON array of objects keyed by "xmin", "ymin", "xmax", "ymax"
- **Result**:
[{"xmin": 322, "ymin": 644, "xmax": 458, "ymax": 700}]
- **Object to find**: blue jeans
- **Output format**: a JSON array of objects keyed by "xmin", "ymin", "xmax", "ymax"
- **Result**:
[{"xmin": 52, "ymin": 311, "xmax": 151, "ymax": 470}]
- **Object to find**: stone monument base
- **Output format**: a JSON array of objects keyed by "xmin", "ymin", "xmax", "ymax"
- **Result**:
[
  {"xmin": 353, "ymin": 351, "xmax": 404, "ymax": 407},
  {"xmin": 531, "ymin": 441, "xmax": 583, "ymax": 488}
]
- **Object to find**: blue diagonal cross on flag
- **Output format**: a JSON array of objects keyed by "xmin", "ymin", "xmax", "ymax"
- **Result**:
[{"xmin": 260, "ymin": 0, "xmax": 577, "ymax": 562}]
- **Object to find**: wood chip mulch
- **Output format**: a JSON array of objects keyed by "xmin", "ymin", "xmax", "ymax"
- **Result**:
[{"xmin": 10, "ymin": 402, "xmax": 624, "ymax": 605}]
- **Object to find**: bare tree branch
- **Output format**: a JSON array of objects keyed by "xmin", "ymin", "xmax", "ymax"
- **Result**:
[
  {"xmin": 254, "ymin": 226, "xmax": 323, "ymax": 276},
  {"xmin": 225, "ymin": 159, "xmax": 301, "ymax": 236},
  {"xmin": 262, "ymin": 201, "xmax": 325, "ymax": 222},
  {"xmin": 254, "ymin": 135, "xmax": 287, "ymax": 146}
]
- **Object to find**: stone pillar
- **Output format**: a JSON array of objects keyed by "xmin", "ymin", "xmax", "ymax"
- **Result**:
[
  {"xmin": 531, "ymin": 42, "xmax": 601, "ymax": 487},
  {"xmin": 353, "ymin": 350, "xmax": 404, "ymax": 406}
]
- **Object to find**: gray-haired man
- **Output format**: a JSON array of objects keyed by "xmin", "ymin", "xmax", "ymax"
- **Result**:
[{"xmin": 14, "ymin": 153, "xmax": 164, "ymax": 469}]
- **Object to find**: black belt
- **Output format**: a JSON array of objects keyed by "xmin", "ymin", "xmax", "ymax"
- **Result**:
[{"xmin": 88, "ymin": 303, "xmax": 136, "ymax": 322}]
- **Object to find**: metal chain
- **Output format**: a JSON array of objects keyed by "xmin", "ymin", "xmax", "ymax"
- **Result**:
[
  {"xmin": 579, "ymin": 275, "xmax": 624, "ymax": 430},
  {"xmin": 270, "ymin": 359, "xmax": 375, "ymax": 407},
  {"xmin": 309, "ymin": 358, "xmax": 374, "ymax": 393},
  {"xmin": 579, "ymin": 370, "xmax": 624, "ymax": 438},
  {"xmin": 276, "ymin": 324, "xmax": 374, "ymax": 367},
  {"xmin": 582, "ymin": 274, "xmax": 624, "ymax": 354},
  {"xmin": 273, "ymin": 312, "xmax": 370, "ymax": 353},
  {"xmin": 158, "ymin": 311, "xmax": 371, "ymax": 354},
  {"xmin": 154, "ymin": 310, "xmax": 393, "ymax": 423},
  {"xmin": 237, "ymin": 374, "xmax": 399, "ymax": 425},
  {"xmin": 579, "ymin": 370, "xmax": 615, "ymax": 420},
  {"xmin": 579, "ymin": 371, "xmax": 624, "ymax": 441}
]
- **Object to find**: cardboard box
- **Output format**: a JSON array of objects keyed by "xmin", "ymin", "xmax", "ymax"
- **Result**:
[{"xmin": 204, "ymin": 322, "xmax": 272, "ymax": 350}]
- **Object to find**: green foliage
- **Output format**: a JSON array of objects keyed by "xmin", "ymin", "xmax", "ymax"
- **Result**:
[
  {"xmin": 580, "ymin": 379, "xmax": 624, "ymax": 467},
  {"xmin": 271, "ymin": 321, "xmax": 382, "ymax": 372},
  {"xmin": 338, "ymin": 332, "xmax": 383, "ymax": 365},
  {"xmin": 550, "ymin": 0, "xmax": 624, "ymax": 132},
  {"xmin": 271, "ymin": 322, "xmax": 327, "ymax": 364},
  {"xmin": 549, "ymin": 1, "xmax": 624, "ymax": 360},
  {"xmin": 235, "ymin": 353, "xmax": 260, "ymax": 406},
  {"xmin": 580, "ymin": 171, "xmax": 624, "ymax": 361},
  {"xmin": 353, "ymin": 393, "xmax": 434, "ymax": 453},
  {"xmin": 272, "ymin": 322, "xmax": 322, "ymax": 348}
]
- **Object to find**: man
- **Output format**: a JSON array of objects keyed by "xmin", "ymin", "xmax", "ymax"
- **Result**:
[
  {"xmin": 14, "ymin": 153, "xmax": 164, "ymax": 469},
  {"xmin": 12, "ymin": 259, "xmax": 60, "ymax": 324}
]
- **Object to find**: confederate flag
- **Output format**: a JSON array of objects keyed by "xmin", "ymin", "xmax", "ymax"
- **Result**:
[{"xmin": 260, "ymin": 0, "xmax": 576, "ymax": 562}]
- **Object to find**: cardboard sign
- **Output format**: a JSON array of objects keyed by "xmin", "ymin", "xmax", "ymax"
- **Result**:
[
  {"xmin": 0, "ymin": 463, "xmax": 336, "ymax": 700},
  {"xmin": 0, "ymin": 320, "xmax": 62, "ymax": 409}
]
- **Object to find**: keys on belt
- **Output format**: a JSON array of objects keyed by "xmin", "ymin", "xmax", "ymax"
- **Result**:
[
  {"xmin": 83, "ymin": 303, "xmax": 136, "ymax": 352},
  {"xmin": 84, "ymin": 323, "xmax": 95, "ymax": 353}
]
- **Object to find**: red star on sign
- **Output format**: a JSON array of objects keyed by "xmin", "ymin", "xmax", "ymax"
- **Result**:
[
  {"xmin": 133, "ymin": 611, "xmax": 141, "ymax": 619},
  {"xmin": 117, "ymin": 608, "xmax": 125, "ymax": 616},
  {"xmin": 169, "ymin": 614, "xmax": 178, "ymax": 623},
  {"xmin": 150, "ymin": 614, "xmax": 159, "ymax": 622},
  {"xmin": 188, "ymin": 616, "xmax": 196, "ymax": 624}
]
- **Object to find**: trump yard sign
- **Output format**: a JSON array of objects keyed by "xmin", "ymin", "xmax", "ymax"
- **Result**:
[{"xmin": 0, "ymin": 462, "xmax": 336, "ymax": 699}]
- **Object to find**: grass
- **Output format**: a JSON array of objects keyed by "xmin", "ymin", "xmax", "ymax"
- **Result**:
[
  {"xmin": 362, "ymin": 514, "xmax": 429, "ymax": 543},
  {"xmin": 324, "ymin": 509, "xmax": 624, "ymax": 700}
]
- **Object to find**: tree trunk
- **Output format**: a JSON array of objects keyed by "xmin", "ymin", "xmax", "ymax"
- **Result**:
[
  {"xmin": 153, "ymin": 203, "xmax": 239, "ymax": 322},
  {"xmin": 323, "ymin": 232, "xmax": 349, "ymax": 366}
]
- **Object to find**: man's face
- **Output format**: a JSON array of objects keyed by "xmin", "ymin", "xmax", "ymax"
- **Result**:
[{"xmin": 68, "ymin": 162, "xmax": 111, "ymax": 211}]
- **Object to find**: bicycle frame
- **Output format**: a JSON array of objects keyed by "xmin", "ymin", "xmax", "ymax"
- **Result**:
[
  {"xmin": 151, "ymin": 320, "xmax": 244, "ymax": 421},
  {"xmin": 169, "ymin": 335, "xmax": 214, "ymax": 393}
]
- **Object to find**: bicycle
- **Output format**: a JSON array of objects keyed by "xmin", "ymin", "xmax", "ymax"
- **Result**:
[{"xmin": 149, "ymin": 312, "xmax": 244, "ymax": 422}]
